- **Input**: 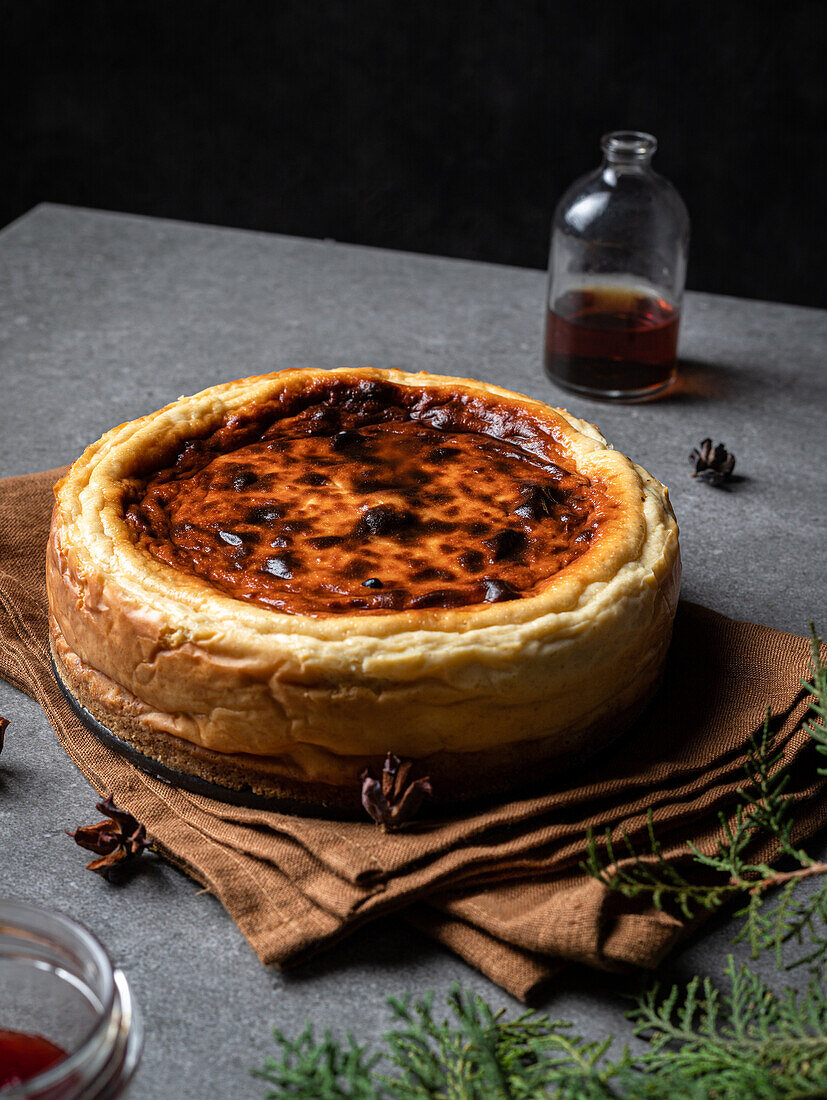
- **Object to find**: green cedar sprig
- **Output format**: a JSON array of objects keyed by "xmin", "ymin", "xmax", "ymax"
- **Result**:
[
  {"xmin": 628, "ymin": 957, "xmax": 827, "ymax": 1097},
  {"xmin": 253, "ymin": 987, "xmax": 636, "ymax": 1098},
  {"xmin": 253, "ymin": 969, "xmax": 827, "ymax": 1098}
]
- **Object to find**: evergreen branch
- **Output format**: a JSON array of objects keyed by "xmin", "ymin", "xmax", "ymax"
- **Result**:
[
  {"xmin": 732, "ymin": 873, "xmax": 827, "ymax": 971},
  {"xmin": 251, "ymin": 1024, "xmax": 384, "ymax": 1098},
  {"xmin": 254, "ymin": 969, "xmax": 827, "ymax": 1099},
  {"xmin": 379, "ymin": 987, "xmax": 633, "ymax": 1098},
  {"xmin": 629, "ymin": 955, "xmax": 827, "ymax": 1097},
  {"xmin": 582, "ymin": 811, "xmax": 737, "ymax": 919},
  {"xmin": 254, "ymin": 987, "xmax": 636, "ymax": 1098}
]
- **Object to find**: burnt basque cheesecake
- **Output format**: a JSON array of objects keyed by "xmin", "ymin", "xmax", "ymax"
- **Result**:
[{"xmin": 47, "ymin": 368, "xmax": 680, "ymax": 811}]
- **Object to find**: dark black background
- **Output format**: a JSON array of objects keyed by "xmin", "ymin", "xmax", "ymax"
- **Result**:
[{"xmin": 4, "ymin": 1, "xmax": 825, "ymax": 306}]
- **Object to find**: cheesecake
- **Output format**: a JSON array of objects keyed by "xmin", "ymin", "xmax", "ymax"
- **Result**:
[{"xmin": 47, "ymin": 368, "xmax": 680, "ymax": 811}]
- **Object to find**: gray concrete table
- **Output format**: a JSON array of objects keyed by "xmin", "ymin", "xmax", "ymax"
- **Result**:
[{"xmin": 1, "ymin": 204, "xmax": 825, "ymax": 1096}]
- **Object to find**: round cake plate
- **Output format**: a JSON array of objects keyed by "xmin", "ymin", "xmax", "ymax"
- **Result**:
[{"xmin": 50, "ymin": 654, "xmax": 363, "ymax": 820}]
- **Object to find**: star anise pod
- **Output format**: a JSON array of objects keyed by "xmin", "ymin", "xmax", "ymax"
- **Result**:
[
  {"xmin": 361, "ymin": 753, "xmax": 432, "ymax": 831},
  {"xmin": 689, "ymin": 438, "xmax": 736, "ymax": 486},
  {"xmin": 67, "ymin": 794, "xmax": 151, "ymax": 881},
  {"xmin": 0, "ymin": 716, "xmax": 8, "ymax": 756}
]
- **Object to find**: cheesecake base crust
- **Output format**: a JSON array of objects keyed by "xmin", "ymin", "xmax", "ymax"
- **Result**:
[{"xmin": 51, "ymin": 621, "xmax": 664, "ymax": 815}]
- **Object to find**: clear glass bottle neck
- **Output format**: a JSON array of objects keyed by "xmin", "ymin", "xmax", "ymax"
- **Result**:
[{"xmin": 600, "ymin": 130, "xmax": 657, "ymax": 170}]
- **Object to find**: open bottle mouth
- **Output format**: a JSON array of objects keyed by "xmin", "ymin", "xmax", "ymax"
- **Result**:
[
  {"xmin": 600, "ymin": 130, "xmax": 657, "ymax": 163},
  {"xmin": 0, "ymin": 899, "xmax": 142, "ymax": 1098}
]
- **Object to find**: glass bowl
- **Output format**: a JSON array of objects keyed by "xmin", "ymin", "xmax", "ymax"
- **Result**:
[{"xmin": 0, "ymin": 898, "xmax": 142, "ymax": 1098}]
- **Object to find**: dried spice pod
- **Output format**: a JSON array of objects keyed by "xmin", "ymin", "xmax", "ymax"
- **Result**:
[
  {"xmin": 689, "ymin": 438, "xmax": 736, "ymax": 486},
  {"xmin": 361, "ymin": 753, "xmax": 432, "ymax": 830},
  {"xmin": 0, "ymin": 716, "xmax": 8, "ymax": 756},
  {"xmin": 68, "ymin": 794, "xmax": 151, "ymax": 881}
]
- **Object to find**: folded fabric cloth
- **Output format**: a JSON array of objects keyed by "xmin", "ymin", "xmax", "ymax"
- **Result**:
[{"xmin": 1, "ymin": 468, "xmax": 823, "ymax": 1000}]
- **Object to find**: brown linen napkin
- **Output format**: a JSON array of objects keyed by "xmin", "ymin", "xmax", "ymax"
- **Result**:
[{"xmin": 1, "ymin": 467, "xmax": 824, "ymax": 1002}]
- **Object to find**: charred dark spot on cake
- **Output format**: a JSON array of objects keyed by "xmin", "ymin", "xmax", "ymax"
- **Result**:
[
  {"xmin": 269, "ymin": 535, "xmax": 290, "ymax": 548},
  {"xmin": 426, "ymin": 445, "xmax": 460, "ymax": 463},
  {"xmin": 172, "ymin": 439, "xmax": 208, "ymax": 475},
  {"xmin": 412, "ymin": 567, "xmax": 455, "ymax": 582},
  {"xmin": 282, "ymin": 520, "xmax": 311, "ymax": 534},
  {"xmin": 513, "ymin": 483, "xmax": 560, "ymax": 521},
  {"xmin": 458, "ymin": 549, "xmax": 485, "ymax": 573},
  {"xmin": 362, "ymin": 577, "xmax": 384, "ymax": 588},
  {"xmin": 408, "ymin": 589, "xmax": 465, "ymax": 609},
  {"xmin": 492, "ymin": 459, "xmax": 517, "ymax": 477},
  {"xmin": 354, "ymin": 505, "xmax": 417, "ymax": 539},
  {"xmin": 343, "ymin": 557, "xmax": 372, "ymax": 579},
  {"xmin": 297, "ymin": 472, "xmax": 330, "ymax": 486},
  {"xmin": 304, "ymin": 405, "xmax": 339, "ymax": 435},
  {"xmin": 482, "ymin": 577, "xmax": 520, "ymax": 603},
  {"xmin": 468, "ymin": 521, "xmax": 491, "ymax": 537},
  {"xmin": 354, "ymin": 473, "xmax": 421, "ymax": 495},
  {"xmin": 229, "ymin": 469, "xmax": 259, "ymax": 491},
  {"xmin": 362, "ymin": 471, "xmax": 415, "ymax": 494},
  {"xmin": 483, "ymin": 528, "xmax": 528, "ymax": 562},
  {"xmin": 574, "ymin": 528, "xmax": 595, "ymax": 545},
  {"xmin": 309, "ymin": 535, "xmax": 344, "ymax": 550},
  {"xmin": 340, "ymin": 378, "xmax": 395, "ymax": 415},
  {"xmin": 330, "ymin": 430, "xmax": 364, "ymax": 453},
  {"xmin": 423, "ymin": 518, "xmax": 456, "ymax": 535},
  {"xmin": 353, "ymin": 473, "xmax": 384, "ymax": 493},
  {"xmin": 246, "ymin": 504, "xmax": 283, "ymax": 525},
  {"xmin": 262, "ymin": 554, "xmax": 295, "ymax": 579}
]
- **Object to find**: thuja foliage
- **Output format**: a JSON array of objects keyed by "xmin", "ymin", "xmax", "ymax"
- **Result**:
[{"xmin": 253, "ymin": 628, "xmax": 827, "ymax": 1099}]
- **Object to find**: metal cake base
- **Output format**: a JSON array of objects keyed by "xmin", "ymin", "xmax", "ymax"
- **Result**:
[{"xmin": 51, "ymin": 654, "xmax": 363, "ymax": 820}]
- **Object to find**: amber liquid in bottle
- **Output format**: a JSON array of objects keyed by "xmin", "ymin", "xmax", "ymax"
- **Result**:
[
  {"xmin": 0, "ymin": 1028, "xmax": 67, "ymax": 1086},
  {"xmin": 544, "ymin": 286, "xmax": 679, "ymax": 399}
]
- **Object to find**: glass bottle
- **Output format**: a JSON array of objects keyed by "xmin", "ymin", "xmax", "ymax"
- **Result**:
[
  {"xmin": 544, "ymin": 131, "xmax": 689, "ymax": 401},
  {"xmin": 0, "ymin": 898, "xmax": 143, "ymax": 1097}
]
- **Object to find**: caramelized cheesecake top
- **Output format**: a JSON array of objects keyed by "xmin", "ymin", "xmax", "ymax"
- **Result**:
[{"xmin": 124, "ymin": 376, "xmax": 615, "ymax": 616}]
